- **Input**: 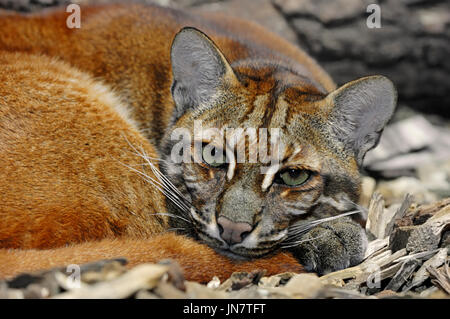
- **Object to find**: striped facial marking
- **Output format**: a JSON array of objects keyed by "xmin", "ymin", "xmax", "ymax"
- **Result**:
[{"xmin": 161, "ymin": 64, "xmax": 361, "ymax": 259}]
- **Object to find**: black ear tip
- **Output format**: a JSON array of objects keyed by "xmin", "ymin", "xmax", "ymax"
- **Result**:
[
  {"xmin": 171, "ymin": 26, "xmax": 213, "ymax": 56},
  {"xmin": 173, "ymin": 26, "xmax": 209, "ymax": 43},
  {"xmin": 178, "ymin": 26, "xmax": 204, "ymax": 34}
]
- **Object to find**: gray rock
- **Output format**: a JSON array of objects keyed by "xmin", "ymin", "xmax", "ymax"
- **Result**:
[
  {"xmin": 196, "ymin": 0, "xmax": 298, "ymax": 43},
  {"xmin": 273, "ymin": 0, "xmax": 367, "ymax": 24}
]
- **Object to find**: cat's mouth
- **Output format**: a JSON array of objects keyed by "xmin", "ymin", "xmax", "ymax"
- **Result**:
[
  {"xmin": 211, "ymin": 242, "xmax": 277, "ymax": 260},
  {"xmin": 194, "ymin": 226, "xmax": 283, "ymax": 260},
  {"xmin": 213, "ymin": 248, "xmax": 253, "ymax": 260},
  {"xmin": 221, "ymin": 246, "xmax": 277, "ymax": 259}
]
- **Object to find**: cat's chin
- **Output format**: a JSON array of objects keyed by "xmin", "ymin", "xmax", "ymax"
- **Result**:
[
  {"xmin": 214, "ymin": 248, "xmax": 252, "ymax": 261},
  {"xmin": 195, "ymin": 230, "xmax": 278, "ymax": 260},
  {"xmin": 214, "ymin": 247, "xmax": 275, "ymax": 261}
]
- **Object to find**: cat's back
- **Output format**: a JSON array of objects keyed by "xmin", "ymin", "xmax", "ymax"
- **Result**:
[
  {"xmin": 0, "ymin": 51, "xmax": 168, "ymax": 249},
  {"xmin": 0, "ymin": 3, "xmax": 335, "ymax": 145}
]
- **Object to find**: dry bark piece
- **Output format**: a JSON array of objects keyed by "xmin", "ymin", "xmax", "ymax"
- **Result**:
[
  {"xmin": 78, "ymin": 258, "xmax": 128, "ymax": 273},
  {"xmin": 259, "ymin": 272, "xmax": 296, "ymax": 288},
  {"xmin": 134, "ymin": 290, "xmax": 161, "ymax": 299},
  {"xmin": 364, "ymin": 238, "xmax": 389, "ymax": 259},
  {"xmin": 0, "ymin": 284, "xmax": 23, "ymax": 299},
  {"xmin": 375, "ymin": 290, "xmax": 400, "ymax": 298},
  {"xmin": 320, "ymin": 247, "xmax": 407, "ymax": 289},
  {"xmin": 185, "ymin": 281, "xmax": 228, "ymax": 299},
  {"xmin": 80, "ymin": 260, "xmax": 127, "ymax": 284},
  {"xmin": 153, "ymin": 281, "xmax": 188, "ymax": 299},
  {"xmin": 21, "ymin": 284, "xmax": 51, "ymax": 299},
  {"xmin": 397, "ymin": 198, "xmax": 450, "ymax": 227},
  {"xmin": 157, "ymin": 259, "xmax": 186, "ymax": 291},
  {"xmin": 389, "ymin": 226, "xmax": 416, "ymax": 253},
  {"xmin": 428, "ymin": 262, "xmax": 450, "ymax": 294},
  {"xmin": 379, "ymin": 263, "xmax": 403, "ymax": 282},
  {"xmin": 284, "ymin": 273, "xmax": 323, "ymax": 297},
  {"xmin": 318, "ymin": 287, "xmax": 374, "ymax": 299},
  {"xmin": 406, "ymin": 204, "xmax": 450, "ymax": 253},
  {"xmin": 366, "ymin": 193, "xmax": 413, "ymax": 241},
  {"xmin": 267, "ymin": 273, "xmax": 323, "ymax": 299},
  {"xmin": 366, "ymin": 192, "xmax": 386, "ymax": 239},
  {"xmin": 53, "ymin": 264, "xmax": 169, "ymax": 299},
  {"xmin": 404, "ymin": 248, "xmax": 448, "ymax": 291},
  {"xmin": 385, "ymin": 194, "xmax": 414, "ymax": 236},
  {"xmin": 385, "ymin": 259, "xmax": 421, "ymax": 292},
  {"xmin": 217, "ymin": 270, "xmax": 266, "ymax": 292},
  {"xmin": 419, "ymin": 286, "xmax": 440, "ymax": 298},
  {"xmin": 390, "ymin": 198, "xmax": 450, "ymax": 253},
  {"xmin": 206, "ymin": 276, "xmax": 221, "ymax": 289}
]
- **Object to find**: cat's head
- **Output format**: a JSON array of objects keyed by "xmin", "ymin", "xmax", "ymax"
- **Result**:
[{"xmin": 159, "ymin": 27, "xmax": 397, "ymax": 259}]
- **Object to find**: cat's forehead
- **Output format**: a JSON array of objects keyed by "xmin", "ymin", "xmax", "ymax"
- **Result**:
[
  {"xmin": 231, "ymin": 60, "xmax": 329, "ymax": 95},
  {"xmin": 191, "ymin": 85, "xmax": 328, "ymax": 147},
  {"xmin": 174, "ymin": 64, "xmax": 347, "ymax": 168},
  {"xmin": 183, "ymin": 83, "xmax": 359, "ymax": 177}
]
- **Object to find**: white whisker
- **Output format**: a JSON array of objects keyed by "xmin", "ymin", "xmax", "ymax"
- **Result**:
[
  {"xmin": 153, "ymin": 212, "xmax": 192, "ymax": 224},
  {"xmin": 118, "ymin": 160, "xmax": 191, "ymax": 213},
  {"xmin": 145, "ymin": 156, "xmax": 190, "ymax": 203},
  {"xmin": 118, "ymin": 136, "xmax": 195, "ymax": 216},
  {"xmin": 126, "ymin": 140, "xmax": 191, "ymax": 206},
  {"xmin": 281, "ymin": 232, "xmax": 328, "ymax": 249},
  {"xmin": 287, "ymin": 209, "xmax": 361, "ymax": 241}
]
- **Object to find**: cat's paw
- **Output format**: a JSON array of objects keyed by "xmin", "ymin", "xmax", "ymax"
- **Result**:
[{"xmin": 288, "ymin": 218, "xmax": 368, "ymax": 275}]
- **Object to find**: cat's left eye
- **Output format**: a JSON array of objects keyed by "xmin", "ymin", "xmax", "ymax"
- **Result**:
[{"xmin": 276, "ymin": 168, "xmax": 310, "ymax": 187}]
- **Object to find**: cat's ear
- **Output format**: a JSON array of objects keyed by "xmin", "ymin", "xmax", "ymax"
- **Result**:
[
  {"xmin": 325, "ymin": 75, "xmax": 397, "ymax": 166},
  {"xmin": 170, "ymin": 27, "xmax": 237, "ymax": 119}
]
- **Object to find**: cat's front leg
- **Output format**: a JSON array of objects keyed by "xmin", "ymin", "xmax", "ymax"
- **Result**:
[{"xmin": 287, "ymin": 218, "xmax": 368, "ymax": 275}]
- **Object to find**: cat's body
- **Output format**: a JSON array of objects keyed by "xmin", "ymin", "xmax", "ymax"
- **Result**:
[
  {"xmin": 0, "ymin": 51, "xmax": 303, "ymax": 281},
  {"xmin": 0, "ymin": 3, "xmax": 397, "ymax": 279},
  {"xmin": 0, "ymin": 3, "xmax": 334, "ymax": 146}
]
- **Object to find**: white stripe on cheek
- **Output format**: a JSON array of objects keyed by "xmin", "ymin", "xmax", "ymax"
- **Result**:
[
  {"xmin": 227, "ymin": 156, "xmax": 236, "ymax": 181},
  {"xmin": 261, "ymin": 164, "xmax": 280, "ymax": 191},
  {"xmin": 224, "ymin": 135, "xmax": 236, "ymax": 181}
]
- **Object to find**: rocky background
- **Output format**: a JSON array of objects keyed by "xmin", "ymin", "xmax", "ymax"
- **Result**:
[
  {"xmin": 0, "ymin": 0, "xmax": 449, "ymax": 299},
  {"xmin": 1, "ymin": 0, "xmax": 449, "ymax": 119}
]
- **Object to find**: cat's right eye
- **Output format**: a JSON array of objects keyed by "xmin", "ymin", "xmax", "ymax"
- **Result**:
[
  {"xmin": 275, "ymin": 168, "xmax": 311, "ymax": 187},
  {"xmin": 202, "ymin": 144, "xmax": 227, "ymax": 168}
]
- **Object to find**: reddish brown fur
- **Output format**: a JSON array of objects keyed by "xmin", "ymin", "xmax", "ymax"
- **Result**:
[
  {"xmin": 0, "ymin": 51, "xmax": 303, "ymax": 281},
  {"xmin": 0, "ymin": 233, "xmax": 303, "ymax": 283},
  {"xmin": 0, "ymin": 3, "xmax": 335, "ymax": 145},
  {"xmin": 0, "ymin": 51, "xmax": 167, "ymax": 249}
]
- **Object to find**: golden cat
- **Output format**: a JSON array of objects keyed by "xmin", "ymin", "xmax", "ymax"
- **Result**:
[
  {"xmin": 0, "ymin": 51, "xmax": 303, "ymax": 282},
  {"xmin": 0, "ymin": 3, "xmax": 396, "ymax": 279}
]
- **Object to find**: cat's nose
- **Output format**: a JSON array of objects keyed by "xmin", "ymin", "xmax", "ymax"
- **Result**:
[{"xmin": 217, "ymin": 216, "xmax": 253, "ymax": 245}]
